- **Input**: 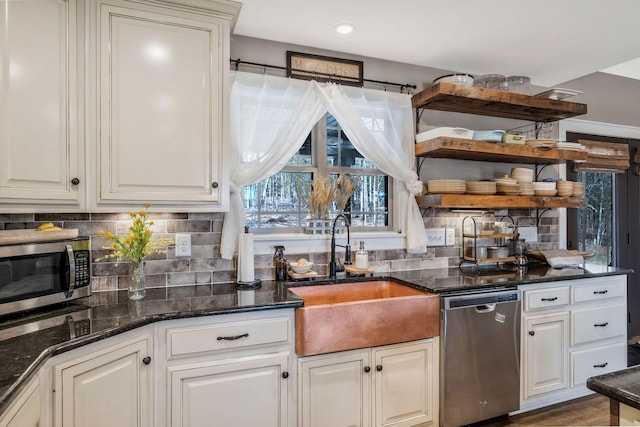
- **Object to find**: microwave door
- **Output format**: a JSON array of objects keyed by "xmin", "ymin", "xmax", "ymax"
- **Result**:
[{"xmin": 0, "ymin": 254, "xmax": 62, "ymax": 305}]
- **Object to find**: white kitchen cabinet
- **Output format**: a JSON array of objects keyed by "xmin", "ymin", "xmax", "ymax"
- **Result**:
[
  {"xmin": 0, "ymin": 0, "xmax": 83, "ymax": 210},
  {"xmin": 88, "ymin": 0, "xmax": 239, "ymax": 211},
  {"xmin": 155, "ymin": 309, "xmax": 296, "ymax": 427},
  {"xmin": 522, "ymin": 312, "xmax": 569, "ymax": 399},
  {"xmin": 298, "ymin": 338, "xmax": 439, "ymax": 427},
  {"xmin": 50, "ymin": 328, "xmax": 153, "ymax": 427},
  {"xmin": 519, "ymin": 275, "xmax": 628, "ymax": 413},
  {"xmin": 169, "ymin": 354, "xmax": 290, "ymax": 427},
  {"xmin": 299, "ymin": 349, "xmax": 371, "ymax": 427},
  {"xmin": 0, "ymin": 376, "xmax": 40, "ymax": 427}
]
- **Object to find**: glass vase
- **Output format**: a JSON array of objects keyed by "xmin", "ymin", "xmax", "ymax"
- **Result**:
[{"xmin": 128, "ymin": 263, "xmax": 146, "ymax": 300}]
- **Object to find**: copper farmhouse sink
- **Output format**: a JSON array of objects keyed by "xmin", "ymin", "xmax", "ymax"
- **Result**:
[{"xmin": 290, "ymin": 280, "xmax": 440, "ymax": 356}]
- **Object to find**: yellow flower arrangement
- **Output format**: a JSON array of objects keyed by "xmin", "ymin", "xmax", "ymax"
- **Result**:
[{"xmin": 98, "ymin": 203, "xmax": 172, "ymax": 267}]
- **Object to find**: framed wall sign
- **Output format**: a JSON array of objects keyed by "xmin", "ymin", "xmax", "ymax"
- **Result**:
[{"xmin": 286, "ymin": 51, "xmax": 363, "ymax": 86}]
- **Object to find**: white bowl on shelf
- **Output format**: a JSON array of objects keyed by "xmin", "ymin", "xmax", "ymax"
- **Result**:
[{"xmin": 532, "ymin": 181, "xmax": 556, "ymax": 190}]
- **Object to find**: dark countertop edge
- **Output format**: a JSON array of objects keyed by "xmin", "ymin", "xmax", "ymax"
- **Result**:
[
  {"xmin": 0, "ymin": 299, "xmax": 302, "ymax": 416},
  {"xmin": 587, "ymin": 369, "xmax": 640, "ymax": 409},
  {"xmin": 0, "ymin": 266, "xmax": 632, "ymax": 414},
  {"xmin": 498, "ymin": 268, "xmax": 634, "ymax": 288},
  {"xmin": 388, "ymin": 267, "xmax": 633, "ymax": 293}
]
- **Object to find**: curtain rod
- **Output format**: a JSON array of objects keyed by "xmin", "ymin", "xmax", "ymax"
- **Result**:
[{"xmin": 230, "ymin": 58, "xmax": 417, "ymax": 93}]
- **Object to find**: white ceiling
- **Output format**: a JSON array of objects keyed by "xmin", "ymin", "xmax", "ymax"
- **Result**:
[{"xmin": 233, "ymin": 0, "xmax": 640, "ymax": 88}]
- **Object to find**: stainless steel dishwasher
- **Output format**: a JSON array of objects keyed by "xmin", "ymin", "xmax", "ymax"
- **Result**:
[{"xmin": 441, "ymin": 289, "xmax": 521, "ymax": 427}]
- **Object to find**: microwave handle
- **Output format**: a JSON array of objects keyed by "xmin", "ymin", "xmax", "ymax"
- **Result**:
[{"xmin": 65, "ymin": 244, "xmax": 76, "ymax": 298}]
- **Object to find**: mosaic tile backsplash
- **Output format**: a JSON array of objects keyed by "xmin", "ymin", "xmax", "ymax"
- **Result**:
[{"xmin": 0, "ymin": 209, "xmax": 558, "ymax": 292}]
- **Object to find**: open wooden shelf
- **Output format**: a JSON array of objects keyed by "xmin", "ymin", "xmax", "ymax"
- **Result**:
[
  {"xmin": 417, "ymin": 194, "xmax": 587, "ymax": 209},
  {"xmin": 415, "ymin": 137, "xmax": 588, "ymax": 164},
  {"xmin": 411, "ymin": 82, "xmax": 587, "ymax": 121}
]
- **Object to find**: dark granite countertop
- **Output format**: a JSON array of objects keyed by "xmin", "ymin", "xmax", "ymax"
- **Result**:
[
  {"xmin": 587, "ymin": 365, "xmax": 640, "ymax": 409},
  {"xmin": 0, "ymin": 281, "xmax": 302, "ymax": 414},
  {"xmin": 388, "ymin": 263, "xmax": 632, "ymax": 294},
  {"xmin": 0, "ymin": 263, "xmax": 631, "ymax": 415}
]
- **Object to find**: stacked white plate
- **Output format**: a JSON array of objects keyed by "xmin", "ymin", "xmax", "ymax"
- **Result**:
[
  {"xmin": 532, "ymin": 181, "xmax": 557, "ymax": 196},
  {"xmin": 519, "ymin": 182, "xmax": 534, "ymax": 195},
  {"xmin": 556, "ymin": 141, "xmax": 585, "ymax": 151},
  {"xmin": 466, "ymin": 181, "xmax": 497, "ymax": 195},
  {"xmin": 556, "ymin": 180, "xmax": 574, "ymax": 197},
  {"xmin": 511, "ymin": 167, "xmax": 534, "ymax": 183},
  {"xmin": 494, "ymin": 176, "xmax": 520, "ymax": 195},
  {"xmin": 427, "ymin": 179, "xmax": 466, "ymax": 194},
  {"xmin": 572, "ymin": 182, "xmax": 585, "ymax": 197}
]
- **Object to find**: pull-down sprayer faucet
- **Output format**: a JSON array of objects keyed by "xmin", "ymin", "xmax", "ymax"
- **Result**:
[{"xmin": 329, "ymin": 213, "xmax": 351, "ymax": 279}]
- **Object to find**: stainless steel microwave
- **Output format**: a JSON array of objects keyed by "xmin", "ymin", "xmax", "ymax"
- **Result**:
[{"xmin": 0, "ymin": 237, "xmax": 91, "ymax": 316}]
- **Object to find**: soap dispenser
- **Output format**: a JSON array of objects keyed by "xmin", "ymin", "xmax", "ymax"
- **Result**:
[
  {"xmin": 273, "ymin": 245, "xmax": 288, "ymax": 281},
  {"xmin": 355, "ymin": 241, "xmax": 369, "ymax": 269}
]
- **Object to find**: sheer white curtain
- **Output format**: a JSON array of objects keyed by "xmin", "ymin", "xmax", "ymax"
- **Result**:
[
  {"xmin": 314, "ymin": 82, "xmax": 426, "ymax": 252},
  {"xmin": 220, "ymin": 71, "xmax": 326, "ymax": 259},
  {"xmin": 221, "ymin": 71, "xmax": 426, "ymax": 259}
]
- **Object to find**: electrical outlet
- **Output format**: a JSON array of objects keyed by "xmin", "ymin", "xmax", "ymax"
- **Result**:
[
  {"xmin": 425, "ymin": 228, "xmax": 446, "ymax": 247},
  {"xmin": 519, "ymin": 226, "xmax": 538, "ymax": 243},
  {"xmin": 175, "ymin": 233, "xmax": 191, "ymax": 257},
  {"xmin": 445, "ymin": 228, "xmax": 456, "ymax": 246}
]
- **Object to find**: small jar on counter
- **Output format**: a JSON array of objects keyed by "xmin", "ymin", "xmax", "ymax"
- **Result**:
[{"xmin": 355, "ymin": 241, "xmax": 369, "ymax": 269}]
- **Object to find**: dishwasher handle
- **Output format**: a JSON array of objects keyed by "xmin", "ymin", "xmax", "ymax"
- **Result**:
[{"xmin": 475, "ymin": 304, "xmax": 496, "ymax": 313}]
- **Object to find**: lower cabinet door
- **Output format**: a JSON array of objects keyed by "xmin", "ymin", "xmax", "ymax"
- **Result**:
[
  {"xmin": 374, "ymin": 341, "xmax": 436, "ymax": 427},
  {"xmin": 0, "ymin": 376, "xmax": 40, "ymax": 427},
  {"xmin": 53, "ymin": 334, "xmax": 152, "ymax": 427},
  {"xmin": 298, "ymin": 350, "xmax": 371, "ymax": 427},
  {"xmin": 169, "ymin": 355, "xmax": 289, "ymax": 427},
  {"xmin": 523, "ymin": 312, "xmax": 569, "ymax": 399}
]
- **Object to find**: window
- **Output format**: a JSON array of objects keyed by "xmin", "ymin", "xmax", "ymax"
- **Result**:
[
  {"xmin": 243, "ymin": 114, "xmax": 391, "ymax": 231},
  {"xmin": 574, "ymin": 171, "xmax": 613, "ymax": 266}
]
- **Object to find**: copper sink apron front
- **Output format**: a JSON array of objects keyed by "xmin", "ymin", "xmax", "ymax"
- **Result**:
[{"xmin": 291, "ymin": 280, "xmax": 440, "ymax": 356}]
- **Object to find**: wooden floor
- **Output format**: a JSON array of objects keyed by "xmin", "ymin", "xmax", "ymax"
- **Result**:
[{"xmin": 472, "ymin": 394, "xmax": 610, "ymax": 426}]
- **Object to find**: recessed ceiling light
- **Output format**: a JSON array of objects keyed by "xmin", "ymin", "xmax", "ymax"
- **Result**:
[{"xmin": 335, "ymin": 23, "xmax": 355, "ymax": 34}]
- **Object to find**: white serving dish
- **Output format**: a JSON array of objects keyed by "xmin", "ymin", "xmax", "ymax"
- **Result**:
[
  {"xmin": 534, "ymin": 88, "xmax": 584, "ymax": 100},
  {"xmin": 532, "ymin": 181, "xmax": 556, "ymax": 190},
  {"xmin": 416, "ymin": 127, "xmax": 474, "ymax": 142}
]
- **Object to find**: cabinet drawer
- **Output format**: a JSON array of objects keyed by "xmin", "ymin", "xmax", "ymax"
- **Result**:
[
  {"xmin": 523, "ymin": 286, "xmax": 570, "ymax": 311},
  {"xmin": 571, "ymin": 304, "xmax": 626, "ymax": 346},
  {"xmin": 572, "ymin": 277, "xmax": 626, "ymax": 303},
  {"xmin": 570, "ymin": 342, "xmax": 626, "ymax": 386},
  {"xmin": 166, "ymin": 317, "xmax": 290, "ymax": 359}
]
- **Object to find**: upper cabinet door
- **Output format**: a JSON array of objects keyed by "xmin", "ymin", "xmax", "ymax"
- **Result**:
[
  {"xmin": 94, "ymin": 1, "xmax": 230, "ymax": 209},
  {"xmin": 0, "ymin": 0, "xmax": 83, "ymax": 208}
]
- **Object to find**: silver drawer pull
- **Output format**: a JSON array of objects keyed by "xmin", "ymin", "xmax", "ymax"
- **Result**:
[
  {"xmin": 541, "ymin": 297, "xmax": 558, "ymax": 302},
  {"xmin": 217, "ymin": 333, "xmax": 249, "ymax": 341},
  {"xmin": 593, "ymin": 290, "xmax": 608, "ymax": 295},
  {"xmin": 594, "ymin": 362, "xmax": 608, "ymax": 368},
  {"xmin": 594, "ymin": 322, "xmax": 609, "ymax": 327}
]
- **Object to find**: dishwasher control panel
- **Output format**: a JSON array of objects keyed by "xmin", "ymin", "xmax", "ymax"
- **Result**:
[{"xmin": 445, "ymin": 289, "xmax": 520, "ymax": 309}]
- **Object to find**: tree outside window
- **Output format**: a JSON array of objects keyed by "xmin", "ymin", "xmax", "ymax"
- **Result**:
[{"xmin": 243, "ymin": 114, "xmax": 391, "ymax": 231}]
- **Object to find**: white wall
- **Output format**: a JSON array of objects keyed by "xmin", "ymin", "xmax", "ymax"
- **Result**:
[{"xmin": 231, "ymin": 35, "xmax": 640, "ymax": 129}]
